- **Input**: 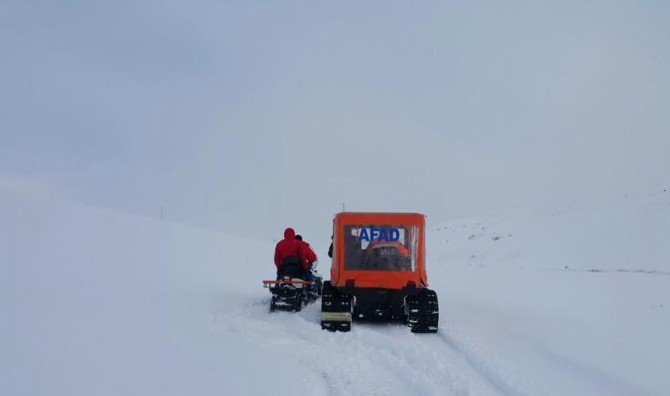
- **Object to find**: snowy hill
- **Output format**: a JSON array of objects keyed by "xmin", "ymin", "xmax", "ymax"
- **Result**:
[
  {"xmin": 429, "ymin": 193, "xmax": 670, "ymax": 396},
  {"xmin": 1, "ymin": 189, "xmax": 669, "ymax": 395},
  {"xmin": 0, "ymin": 189, "xmax": 298, "ymax": 395}
]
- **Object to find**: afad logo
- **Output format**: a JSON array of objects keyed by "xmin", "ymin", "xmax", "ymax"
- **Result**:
[{"xmin": 358, "ymin": 227, "xmax": 400, "ymax": 242}]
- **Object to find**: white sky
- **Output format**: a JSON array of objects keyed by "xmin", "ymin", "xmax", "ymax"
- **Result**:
[{"xmin": 1, "ymin": 1, "xmax": 669, "ymax": 247}]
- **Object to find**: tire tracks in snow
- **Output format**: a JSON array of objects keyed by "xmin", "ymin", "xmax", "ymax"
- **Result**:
[
  {"xmin": 435, "ymin": 330, "xmax": 527, "ymax": 396},
  {"xmin": 209, "ymin": 293, "xmax": 524, "ymax": 395},
  {"xmin": 205, "ymin": 282, "xmax": 524, "ymax": 395}
]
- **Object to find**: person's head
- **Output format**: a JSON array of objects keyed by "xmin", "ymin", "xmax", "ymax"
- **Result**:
[
  {"xmin": 283, "ymin": 228, "xmax": 295, "ymax": 239},
  {"xmin": 295, "ymin": 234, "xmax": 303, "ymax": 241}
]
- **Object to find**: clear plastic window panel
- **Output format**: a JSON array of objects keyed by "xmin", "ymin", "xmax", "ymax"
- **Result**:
[{"xmin": 343, "ymin": 225, "xmax": 418, "ymax": 271}]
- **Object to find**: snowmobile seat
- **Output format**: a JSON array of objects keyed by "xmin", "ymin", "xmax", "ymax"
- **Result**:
[{"xmin": 278, "ymin": 257, "xmax": 306, "ymax": 279}]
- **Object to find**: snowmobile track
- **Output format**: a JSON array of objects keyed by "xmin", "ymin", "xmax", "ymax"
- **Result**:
[
  {"xmin": 212, "ymin": 294, "xmax": 525, "ymax": 396},
  {"xmin": 435, "ymin": 331, "xmax": 527, "ymax": 396}
]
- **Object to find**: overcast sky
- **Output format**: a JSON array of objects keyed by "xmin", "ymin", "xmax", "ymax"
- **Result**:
[{"xmin": 1, "ymin": 1, "xmax": 669, "ymax": 247}]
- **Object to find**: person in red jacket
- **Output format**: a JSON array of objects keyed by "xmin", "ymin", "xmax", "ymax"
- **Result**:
[
  {"xmin": 274, "ymin": 227, "xmax": 307, "ymax": 278},
  {"xmin": 295, "ymin": 234, "xmax": 321, "ymax": 295},
  {"xmin": 295, "ymin": 234, "xmax": 317, "ymax": 268}
]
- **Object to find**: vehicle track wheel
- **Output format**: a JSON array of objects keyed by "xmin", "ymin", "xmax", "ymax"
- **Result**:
[{"xmin": 406, "ymin": 289, "xmax": 439, "ymax": 333}]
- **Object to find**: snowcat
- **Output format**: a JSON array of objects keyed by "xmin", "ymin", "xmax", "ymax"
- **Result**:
[{"xmin": 321, "ymin": 212, "xmax": 439, "ymax": 333}]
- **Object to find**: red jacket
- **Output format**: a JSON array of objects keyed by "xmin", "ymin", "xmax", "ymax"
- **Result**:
[
  {"xmin": 274, "ymin": 228, "xmax": 308, "ymax": 270},
  {"xmin": 300, "ymin": 241, "xmax": 318, "ymax": 267}
]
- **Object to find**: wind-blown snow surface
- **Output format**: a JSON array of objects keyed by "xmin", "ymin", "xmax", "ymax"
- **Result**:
[{"xmin": 1, "ymin": 190, "xmax": 669, "ymax": 395}]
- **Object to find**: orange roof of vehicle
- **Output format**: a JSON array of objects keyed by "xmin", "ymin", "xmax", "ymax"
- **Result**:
[{"xmin": 334, "ymin": 212, "xmax": 425, "ymax": 224}]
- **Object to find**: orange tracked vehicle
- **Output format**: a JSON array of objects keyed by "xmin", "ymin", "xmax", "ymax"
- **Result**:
[{"xmin": 321, "ymin": 212, "xmax": 439, "ymax": 332}]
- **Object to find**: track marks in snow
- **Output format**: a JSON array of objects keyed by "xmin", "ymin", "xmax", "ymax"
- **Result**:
[
  {"xmin": 209, "ymin": 293, "xmax": 510, "ymax": 395},
  {"xmin": 435, "ymin": 331, "xmax": 526, "ymax": 396}
]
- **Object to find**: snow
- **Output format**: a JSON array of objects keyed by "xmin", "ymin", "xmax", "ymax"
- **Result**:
[
  {"xmin": 429, "ymin": 194, "xmax": 670, "ymax": 395},
  {"xmin": 2, "ymin": 189, "xmax": 669, "ymax": 395}
]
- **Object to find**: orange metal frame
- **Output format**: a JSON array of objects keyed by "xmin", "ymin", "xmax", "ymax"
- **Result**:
[
  {"xmin": 262, "ymin": 280, "xmax": 312, "ymax": 287},
  {"xmin": 330, "ymin": 212, "xmax": 428, "ymax": 289}
]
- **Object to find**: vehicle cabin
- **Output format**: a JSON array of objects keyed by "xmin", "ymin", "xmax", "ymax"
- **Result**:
[{"xmin": 330, "ymin": 212, "xmax": 428, "ymax": 290}]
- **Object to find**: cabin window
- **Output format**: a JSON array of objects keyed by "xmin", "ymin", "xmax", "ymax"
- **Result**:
[{"xmin": 342, "ymin": 225, "xmax": 418, "ymax": 271}]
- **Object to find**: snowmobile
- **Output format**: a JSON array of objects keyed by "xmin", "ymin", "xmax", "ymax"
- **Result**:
[
  {"xmin": 263, "ymin": 261, "xmax": 323, "ymax": 312},
  {"xmin": 321, "ymin": 212, "xmax": 439, "ymax": 333}
]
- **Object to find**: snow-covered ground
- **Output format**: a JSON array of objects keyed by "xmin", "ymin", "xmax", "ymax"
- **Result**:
[
  {"xmin": 1, "ymin": 189, "xmax": 669, "ymax": 395},
  {"xmin": 429, "ymin": 195, "xmax": 670, "ymax": 396}
]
